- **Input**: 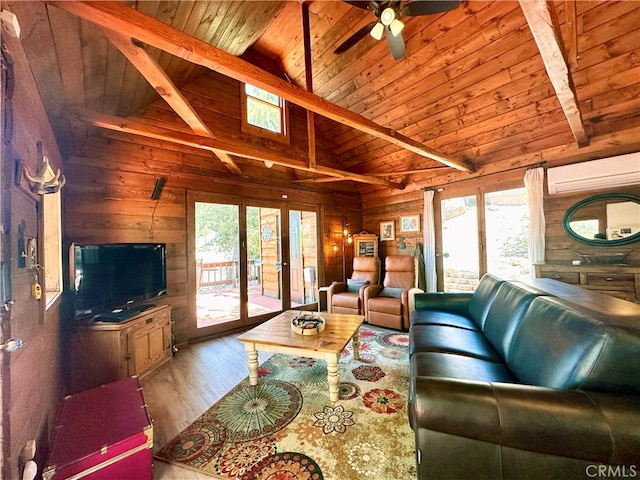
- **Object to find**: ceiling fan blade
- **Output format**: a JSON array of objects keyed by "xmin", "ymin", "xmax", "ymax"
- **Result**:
[
  {"xmin": 385, "ymin": 27, "xmax": 406, "ymax": 60},
  {"xmin": 404, "ymin": 0, "xmax": 460, "ymax": 16},
  {"xmin": 334, "ymin": 21, "xmax": 377, "ymax": 54},
  {"xmin": 343, "ymin": 1, "xmax": 377, "ymax": 11}
]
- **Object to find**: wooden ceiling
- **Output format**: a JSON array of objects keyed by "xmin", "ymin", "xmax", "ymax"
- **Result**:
[{"xmin": 7, "ymin": 1, "xmax": 640, "ymax": 198}]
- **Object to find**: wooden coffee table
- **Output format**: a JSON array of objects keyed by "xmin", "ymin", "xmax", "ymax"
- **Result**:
[{"xmin": 237, "ymin": 310, "xmax": 365, "ymax": 402}]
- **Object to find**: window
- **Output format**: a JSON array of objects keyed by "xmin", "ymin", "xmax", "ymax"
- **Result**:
[
  {"xmin": 42, "ymin": 160, "xmax": 63, "ymax": 308},
  {"xmin": 439, "ymin": 186, "xmax": 530, "ymax": 292},
  {"xmin": 241, "ymin": 84, "xmax": 289, "ymax": 143},
  {"xmin": 484, "ymin": 188, "xmax": 530, "ymax": 281}
]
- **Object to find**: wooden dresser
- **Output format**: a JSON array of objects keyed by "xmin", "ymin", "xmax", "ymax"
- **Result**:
[
  {"xmin": 69, "ymin": 305, "xmax": 172, "ymax": 393},
  {"xmin": 534, "ymin": 264, "xmax": 640, "ymax": 304}
]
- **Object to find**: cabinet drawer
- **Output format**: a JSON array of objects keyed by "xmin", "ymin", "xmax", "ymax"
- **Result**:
[
  {"xmin": 538, "ymin": 271, "xmax": 580, "ymax": 284},
  {"xmin": 134, "ymin": 312, "xmax": 171, "ymax": 338},
  {"xmin": 586, "ymin": 273, "xmax": 635, "ymax": 287}
]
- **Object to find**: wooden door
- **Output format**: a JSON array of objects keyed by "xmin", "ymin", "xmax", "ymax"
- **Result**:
[{"xmin": 289, "ymin": 211, "xmax": 303, "ymax": 304}]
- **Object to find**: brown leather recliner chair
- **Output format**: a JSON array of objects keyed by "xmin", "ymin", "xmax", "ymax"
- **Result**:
[
  {"xmin": 327, "ymin": 256, "xmax": 380, "ymax": 315},
  {"xmin": 365, "ymin": 255, "xmax": 419, "ymax": 330}
]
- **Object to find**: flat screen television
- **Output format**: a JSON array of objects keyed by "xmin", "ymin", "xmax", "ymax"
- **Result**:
[{"xmin": 71, "ymin": 243, "xmax": 167, "ymax": 317}]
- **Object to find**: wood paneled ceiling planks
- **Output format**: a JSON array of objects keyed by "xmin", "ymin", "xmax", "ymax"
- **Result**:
[{"xmin": 6, "ymin": 1, "xmax": 640, "ymax": 197}]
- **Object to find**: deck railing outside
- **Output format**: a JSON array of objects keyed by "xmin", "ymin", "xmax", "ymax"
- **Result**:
[{"xmin": 196, "ymin": 259, "xmax": 261, "ymax": 290}]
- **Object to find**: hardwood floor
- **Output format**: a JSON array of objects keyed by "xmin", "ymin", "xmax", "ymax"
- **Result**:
[{"xmin": 141, "ymin": 330, "xmax": 273, "ymax": 479}]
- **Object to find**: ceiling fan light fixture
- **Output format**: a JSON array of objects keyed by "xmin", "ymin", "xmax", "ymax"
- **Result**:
[
  {"xmin": 390, "ymin": 18, "xmax": 404, "ymax": 37},
  {"xmin": 380, "ymin": 7, "xmax": 396, "ymax": 26},
  {"xmin": 370, "ymin": 22, "xmax": 384, "ymax": 40}
]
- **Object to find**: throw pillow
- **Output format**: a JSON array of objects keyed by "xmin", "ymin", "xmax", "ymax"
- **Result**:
[
  {"xmin": 347, "ymin": 279, "xmax": 369, "ymax": 293},
  {"xmin": 381, "ymin": 287, "xmax": 404, "ymax": 298}
]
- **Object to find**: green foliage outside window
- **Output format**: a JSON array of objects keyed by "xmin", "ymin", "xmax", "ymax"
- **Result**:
[
  {"xmin": 245, "ymin": 84, "xmax": 283, "ymax": 134},
  {"xmin": 195, "ymin": 203, "xmax": 260, "ymax": 261}
]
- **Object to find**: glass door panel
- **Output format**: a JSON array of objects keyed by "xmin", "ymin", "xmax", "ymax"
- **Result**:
[
  {"xmin": 195, "ymin": 202, "xmax": 240, "ymax": 328},
  {"xmin": 247, "ymin": 206, "xmax": 282, "ymax": 317},
  {"xmin": 289, "ymin": 210, "xmax": 318, "ymax": 307},
  {"xmin": 441, "ymin": 195, "xmax": 479, "ymax": 292},
  {"xmin": 484, "ymin": 188, "xmax": 530, "ymax": 281}
]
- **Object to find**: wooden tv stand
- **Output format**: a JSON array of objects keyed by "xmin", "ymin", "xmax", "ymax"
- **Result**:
[{"xmin": 69, "ymin": 304, "xmax": 172, "ymax": 393}]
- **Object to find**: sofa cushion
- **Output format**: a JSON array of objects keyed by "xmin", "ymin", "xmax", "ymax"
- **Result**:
[
  {"xmin": 409, "ymin": 351, "xmax": 516, "ymax": 430},
  {"xmin": 380, "ymin": 287, "xmax": 403, "ymax": 298},
  {"xmin": 482, "ymin": 282, "xmax": 547, "ymax": 360},
  {"xmin": 411, "ymin": 309, "xmax": 479, "ymax": 331},
  {"xmin": 346, "ymin": 278, "xmax": 369, "ymax": 293},
  {"xmin": 412, "ymin": 292, "xmax": 472, "ymax": 322},
  {"xmin": 508, "ymin": 297, "xmax": 640, "ymax": 394},
  {"xmin": 383, "ymin": 255, "xmax": 415, "ymax": 289},
  {"xmin": 409, "ymin": 325, "xmax": 502, "ymax": 362},
  {"xmin": 466, "ymin": 273, "xmax": 505, "ymax": 328},
  {"xmin": 368, "ymin": 296, "xmax": 402, "ymax": 315},
  {"xmin": 332, "ymin": 292, "xmax": 359, "ymax": 310}
]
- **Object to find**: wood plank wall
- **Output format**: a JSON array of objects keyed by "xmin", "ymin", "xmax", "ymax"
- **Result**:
[
  {"xmin": 63, "ymin": 71, "xmax": 362, "ymax": 347},
  {"xmin": 2, "ymin": 34, "xmax": 64, "ymax": 480}
]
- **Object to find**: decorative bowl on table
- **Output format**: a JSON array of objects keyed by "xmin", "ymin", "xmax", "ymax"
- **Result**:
[{"xmin": 291, "ymin": 313, "xmax": 325, "ymax": 335}]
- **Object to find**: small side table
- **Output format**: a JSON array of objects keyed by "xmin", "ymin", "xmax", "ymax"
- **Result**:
[{"xmin": 317, "ymin": 286, "xmax": 330, "ymax": 312}]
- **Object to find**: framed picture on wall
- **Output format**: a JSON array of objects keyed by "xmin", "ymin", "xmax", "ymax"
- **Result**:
[
  {"xmin": 380, "ymin": 221, "xmax": 395, "ymax": 241},
  {"xmin": 400, "ymin": 215, "xmax": 420, "ymax": 232}
]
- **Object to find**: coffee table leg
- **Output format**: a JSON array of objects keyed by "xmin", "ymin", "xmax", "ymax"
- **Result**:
[
  {"xmin": 352, "ymin": 330, "xmax": 361, "ymax": 360},
  {"xmin": 245, "ymin": 344, "xmax": 259, "ymax": 386},
  {"xmin": 325, "ymin": 353, "xmax": 340, "ymax": 402}
]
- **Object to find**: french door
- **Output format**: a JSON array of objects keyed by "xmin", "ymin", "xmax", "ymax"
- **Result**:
[{"xmin": 188, "ymin": 192, "xmax": 319, "ymax": 339}]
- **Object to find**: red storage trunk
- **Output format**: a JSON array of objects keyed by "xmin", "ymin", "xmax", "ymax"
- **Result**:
[{"xmin": 43, "ymin": 377, "xmax": 153, "ymax": 480}]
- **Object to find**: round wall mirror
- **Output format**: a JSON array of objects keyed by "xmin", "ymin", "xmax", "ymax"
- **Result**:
[{"xmin": 562, "ymin": 193, "xmax": 640, "ymax": 246}]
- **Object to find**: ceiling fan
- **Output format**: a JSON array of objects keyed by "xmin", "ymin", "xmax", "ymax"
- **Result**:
[{"xmin": 334, "ymin": 1, "xmax": 460, "ymax": 60}]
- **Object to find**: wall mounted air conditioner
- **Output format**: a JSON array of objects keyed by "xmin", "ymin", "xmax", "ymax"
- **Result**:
[{"xmin": 547, "ymin": 152, "xmax": 640, "ymax": 195}]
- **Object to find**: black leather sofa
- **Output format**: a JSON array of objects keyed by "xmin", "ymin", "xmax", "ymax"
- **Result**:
[{"xmin": 408, "ymin": 274, "xmax": 640, "ymax": 480}]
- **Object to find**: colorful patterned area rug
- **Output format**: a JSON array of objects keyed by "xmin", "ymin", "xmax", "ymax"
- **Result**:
[{"xmin": 155, "ymin": 325, "xmax": 416, "ymax": 479}]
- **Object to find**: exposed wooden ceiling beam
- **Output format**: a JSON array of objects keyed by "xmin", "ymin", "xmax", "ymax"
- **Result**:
[
  {"xmin": 102, "ymin": 28, "xmax": 243, "ymax": 175},
  {"xmin": 520, "ymin": 0, "xmax": 588, "ymax": 147},
  {"xmin": 80, "ymin": 111, "xmax": 405, "ymax": 190},
  {"xmin": 294, "ymin": 177, "xmax": 352, "ymax": 184},
  {"xmin": 49, "ymin": 0, "xmax": 476, "ymax": 173},
  {"xmin": 302, "ymin": 3, "xmax": 316, "ymax": 171}
]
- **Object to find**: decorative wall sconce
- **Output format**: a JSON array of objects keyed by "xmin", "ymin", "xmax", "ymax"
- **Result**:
[{"xmin": 20, "ymin": 142, "xmax": 65, "ymax": 195}]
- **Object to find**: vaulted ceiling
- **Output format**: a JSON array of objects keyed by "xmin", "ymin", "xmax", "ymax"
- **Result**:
[{"xmin": 6, "ymin": 1, "xmax": 640, "ymax": 197}]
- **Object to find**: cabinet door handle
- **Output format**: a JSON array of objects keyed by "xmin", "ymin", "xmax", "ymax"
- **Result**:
[
  {"xmin": 146, "ymin": 318, "xmax": 154, "ymax": 324},
  {"xmin": 606, "ymin": 277, "xmax": 613, "ymax": 281}
]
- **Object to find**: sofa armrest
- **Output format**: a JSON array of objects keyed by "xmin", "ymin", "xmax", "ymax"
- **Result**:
[
  {"xmin": 363, "ymin": 285, "xmax": 383, "ymax": 320},
  {"xmin": 408, "ymin": 288, "xmax": 424, "ymax": 316},
  {"xmin": 327, "ymin": 282, "xmax": 347, "ymax": 312},
  {"xmin": 327, "ymin": 281, "xmax": 347, "ymax": 295},
  {"xmin": 413, "ymin": 377, "xmax": 640, "ymax": 464},
  {"xmin": 413, "ymin": 292, "xmax": 472, "ymax": 316}
]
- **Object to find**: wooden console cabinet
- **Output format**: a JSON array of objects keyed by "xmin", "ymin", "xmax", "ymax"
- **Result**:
[
  {"xmin": 534, "ymin": 264, "xmax": 640, "ymax": 304},
  {"xmin": 69, "ymin": 305, "xmax": 172, "ymax": 393}
]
